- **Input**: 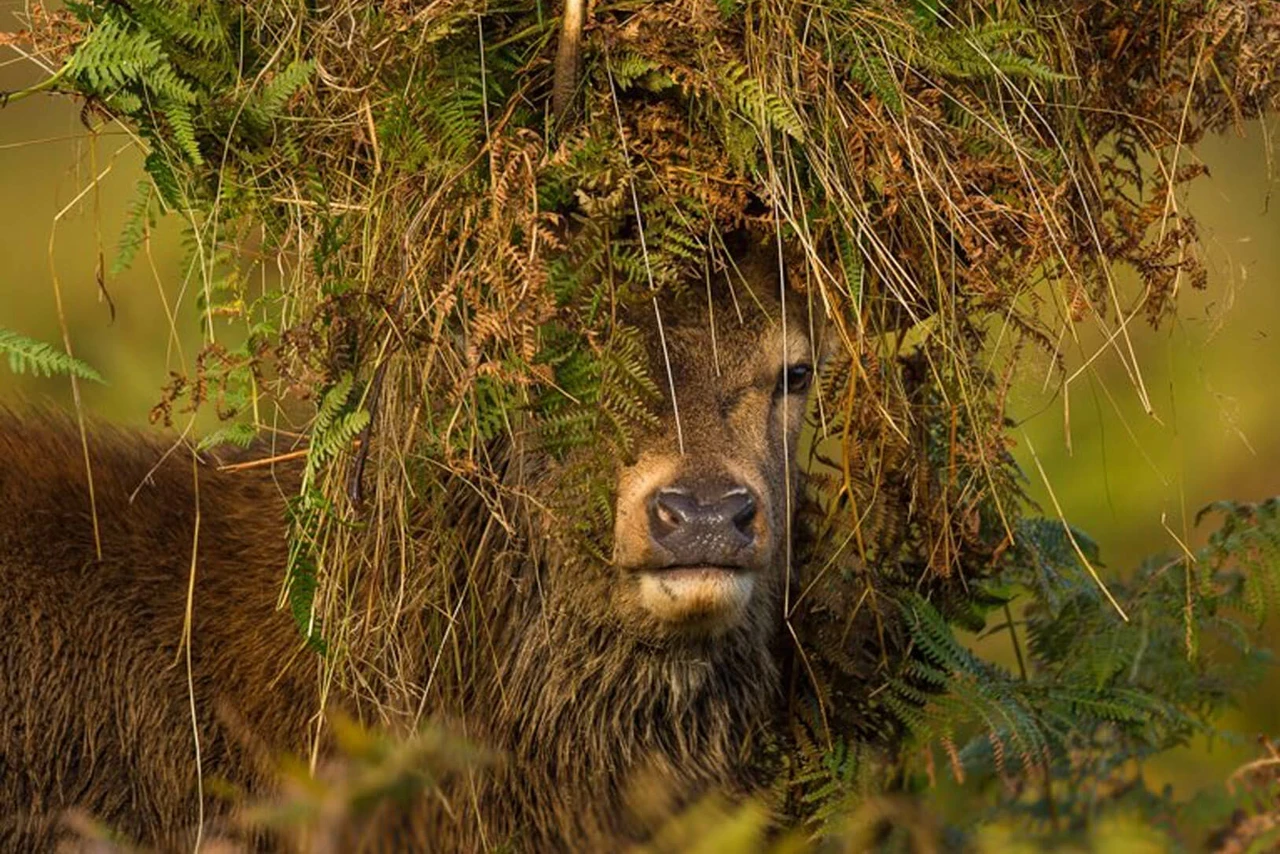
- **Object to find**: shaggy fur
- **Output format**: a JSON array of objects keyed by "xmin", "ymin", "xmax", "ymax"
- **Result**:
[
  {"xmin": 0, "ymin": 257, "xmax": 819, "ymax": 851},
  {"xmin": 0, "ymin": 414, "xmax": 316, "ymax": 850}
]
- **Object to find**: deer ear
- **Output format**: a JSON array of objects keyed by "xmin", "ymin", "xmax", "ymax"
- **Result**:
[
  {"xmin": 724, "ymin": 233, "xmax": 791, "ymax": 293},
  {"xmin": 714, "ymin": 232, "xmax": 849, "ymax": 369},
  {"xmin": 716, "ymin": 232, "xmax": 792, "ymax": 324}
]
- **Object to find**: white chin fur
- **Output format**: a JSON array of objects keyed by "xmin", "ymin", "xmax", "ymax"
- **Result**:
[{"xmin": 637, "ymin": 568, "xmax": 755, "ymax": 630}]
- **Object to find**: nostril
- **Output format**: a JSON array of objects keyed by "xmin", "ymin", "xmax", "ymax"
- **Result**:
[
  {"xmin": 730, "ymin": 493, "xmax": 757, "ymax": 534},
  {"xmin": 655, "ymin": 501, "xmax": 681, "ymax": 529},
  {"xmin": 650, "ymin": 489, "xmax": 693, "ymax": 541}
]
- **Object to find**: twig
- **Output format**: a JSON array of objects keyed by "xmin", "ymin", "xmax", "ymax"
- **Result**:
[
  {"xmin": 218, "ymin": 448, "xmax": 311, "ymax": 472},
  {"xmin": 552, "ymin": 0, "xmax": 585, "ymax": 120},
  {"xmin": 0, "ymin": 62, "xmax": 68, "ymax": 107}
]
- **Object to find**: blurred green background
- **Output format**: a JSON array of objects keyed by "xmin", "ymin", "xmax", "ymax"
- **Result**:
[
  {"xmin": 1001, "ymin": 126, "xmax": 1280, "ymax": 795},
  {"xmin": 3, "ymin": 11, "xmax": 1278, "ymax": 802}
]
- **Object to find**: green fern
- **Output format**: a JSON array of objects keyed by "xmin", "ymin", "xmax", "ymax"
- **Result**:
[
  {"xmin": 250, "ymin": 59, "xmax": 315, "ymax": 126},
  {"xmin": 610, "ymin": 52, "xmax": 657, "ymax": 89},
  {"xmin": 1199, "ymin": 498, "xmax": 1280, "ymax": 624},
  {"xmin": 609, "ymin": 52, "xmax": 672, "ymax": 93},
  {"xmin": 197, "ymin": 421, "xmax": 259, "ymax": 452},
  {"xmin": 125, "ymin": 0, "xmax": 228, "ymax": 57},
  {"xmin": 1011, "ymin": 517, "xmax": 1103, "ymax": 615},
  {"xmin": 306, "ymin": 373, "xmax": 369, "ymax": 472},
  {"xmin": 534, "ymin": 324, "xmax": 659, "ymax": 459},
  {"xmin": 929, "ymin": 20, "xmax": 1070, "ymax": 85},
  {"xmin": 112, "ymin": 179, "xmax": 158, "ymax": 275},
  {"xmin": 284, "ymin": 489, "xmax": 329, "ymax": 653},
  {"xmin": 160, "ymin": 101, "xmax": 201, "ymax": 164},
  {"xmin": 845, "ymin": 41, "xmax": 905, "ymax": 114},
  {"xmin": 0, "ymin": 328, "xmax": 105, "ymax": 383},
  {"xmin": 275, "ymin": 373, "xmax": 371, "ymax": 651},
  {"xmin": 66, "ymin": 14, "xmax": 203, "ymax": 163},
  {"xmin": 718, "ymin": 61, "xmax": 806, "ymax": 142},
  {"xmin": 142, "ymin": 151, "xmax": 183, "ymax": 208}
]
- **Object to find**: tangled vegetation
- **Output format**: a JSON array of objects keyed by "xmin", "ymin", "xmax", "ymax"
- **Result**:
[{"xmin": 4, "ymin": 0, "xmax": 1280, "ymax": 847}]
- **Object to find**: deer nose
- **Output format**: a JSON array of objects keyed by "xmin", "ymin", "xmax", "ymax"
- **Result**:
[{"xmin": 648, "ymin": 486, "xmax": 757, "ymax": 566}]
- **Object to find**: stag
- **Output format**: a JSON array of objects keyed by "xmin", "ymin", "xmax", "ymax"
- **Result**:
[{"xmin": 0, "ymin": 249, "xmax": 823, "ymax": 851}]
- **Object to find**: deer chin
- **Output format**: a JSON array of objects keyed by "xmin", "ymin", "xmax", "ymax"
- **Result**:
[{"xmin": 634, "ymin": 566, "xmax": 756, "ymax": 633}]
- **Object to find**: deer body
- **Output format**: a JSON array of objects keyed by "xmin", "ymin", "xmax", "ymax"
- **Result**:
[
  {"xmin": 0, "ymin": 416, "xmax": 315, "ymax": 850},
  {"xmin": 0, "ymin": 255, "xmax": 820, "ymax": 851}
]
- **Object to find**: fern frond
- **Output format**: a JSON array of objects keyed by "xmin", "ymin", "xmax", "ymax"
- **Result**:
[
  {"xmin": 111, "ymin": 180, "xmax": 157, "ymax": 275},
  {"xmin": 197, "ymin": 422, "xmax": 259, "ymax": 451},
  {"xmin": 160, "ymin": 101, "xmax": 202, "ymax": 163},
  {"xmin": 0, "ymin": 328, "xmax": 105, "ymax": 383},
  {"xmin": 718, "ymin": 61, "xmax": 806, "ymax": 142},
  {"xmin": 306, "ymin": 374, "xmax": 367, "ymax": 471},
  {"xmin": 256, "ymin": 59, "xmax": 315, "ymax": 119}
]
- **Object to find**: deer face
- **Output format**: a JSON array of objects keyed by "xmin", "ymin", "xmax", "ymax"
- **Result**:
[{"xmin": 608, "ymin": 267, "xmax": 819, "ymax": 640}]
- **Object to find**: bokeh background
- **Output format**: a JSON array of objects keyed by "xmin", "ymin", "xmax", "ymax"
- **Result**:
[{"xmin": 3, "ymin": 8, "xmax": 1278, "ymax": 802}]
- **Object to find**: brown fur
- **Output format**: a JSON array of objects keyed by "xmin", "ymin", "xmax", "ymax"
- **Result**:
[
  {"xmin": 0, "ymin": 255, "xmax": 820, "ymax": 851},
  {"xmin": 0, "ymin": 415, "xmax": 315, "ymax": 850}
]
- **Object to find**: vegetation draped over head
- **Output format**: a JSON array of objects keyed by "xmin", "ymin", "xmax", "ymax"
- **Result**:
[{"xmin": 6, "ymin": 0, "xmax": 1280, "ymax": 844}]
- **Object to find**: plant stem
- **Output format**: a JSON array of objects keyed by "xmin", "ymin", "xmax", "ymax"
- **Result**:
[
  {"xmin": 0, "ymin": 63, "xmax": 70, "ymax": 108},
  {"xmin": 1004, "ymin": 602, "xmax": 1028, "ymax": 682}
]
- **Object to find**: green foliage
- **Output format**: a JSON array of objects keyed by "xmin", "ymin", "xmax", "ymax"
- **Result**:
[
  {"xmin": 196, "ymin": 421, "xmax": 258, "ymax": 451},
  {"xmin": 832, "ymin": 503, "xmax": 1280, "ymax": 847},
  {"xmin": 832, "ymin": 9, "xmax": 1066, "ymax": 117},
  {"xmin": 609, "ymin": 53, "xmax": 669, "ymax": 93},
  {"xmin": 285, "ymin": 488, "xmax": 329, "ymax": 654},
  {"xmin": 1199, "ymin": 498, "xmax": 1280, "ymax": 624},
  {"xmin": 275, "ymin": 373, "xmax": 371, "ymax": 650},
  {"xmin": 535, "ymin": 323, "xmax": 660, "ymax": 458},
  {"xmin": 112, "ymin": 179, "xmax": 160, "ymax": 275},
  {"xmin": 250, "ymin": 59, "xmax": 315, "ymax": 126},
  {"xmin": 717, "ymin": 61, "xmax": 807, "ymax": 142},
  {"xmin": 907, "ymin": 17, "xmax": 1069, "ymax": 84},
  {"xmin": 0, "ymin": 328, "xmax": 104, "ymax": 383},
  {"xmin": 306, "ymin": 373, "xmax": 369, "ymax": 474},
  {"xmin": 65, "ymin": 12, "xmax": 202, "ymax": 163}
]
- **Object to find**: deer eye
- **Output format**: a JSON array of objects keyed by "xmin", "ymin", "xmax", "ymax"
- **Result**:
[{"xmin": 774, "ymin": 363, "xmax": 813, "ymax": 396}]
